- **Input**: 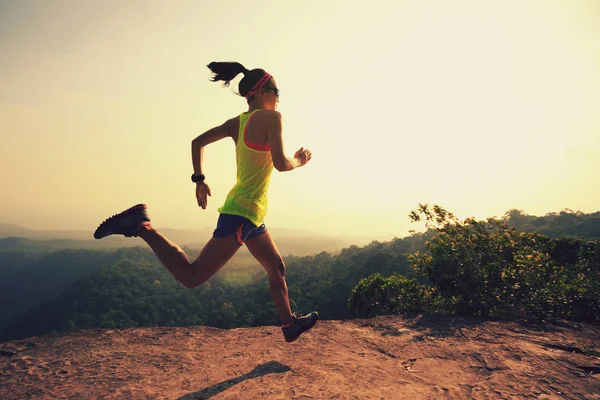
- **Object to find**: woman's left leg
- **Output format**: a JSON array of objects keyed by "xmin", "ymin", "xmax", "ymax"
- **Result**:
[
  {"xmin": 94, "ymin": 204, "xmax": 241, "ymax": 288},
  {"xmin": 138, "ymin": 223, "xmax": 241, "ymax": 288},
  {"xmin": 245, "ymin": 230, "xmax": 294, "ymax": 325}
]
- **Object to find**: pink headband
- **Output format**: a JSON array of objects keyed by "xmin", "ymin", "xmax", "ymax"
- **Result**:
[{"xmin": 245, "ymin": 72, "xmax": 272, "ymax": 99}]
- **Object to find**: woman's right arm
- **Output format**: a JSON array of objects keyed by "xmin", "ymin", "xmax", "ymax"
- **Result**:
[
  {"xmin": 191, "ymin": 118, "xmax": 237, "ymax": 176},
  {"xmin": 192, "ymin": 117, "xmax": 237, "ymax": 209},
  {"xmin": 266, "ymin": 111, "xmax": 312, "ymax": 172}
]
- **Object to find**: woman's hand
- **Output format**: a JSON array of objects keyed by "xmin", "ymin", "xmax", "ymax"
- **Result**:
[
  {"xmin": 196, "ymin": 182, "xmax": 212, "ymax": 209},
  {"xmin": 294, "ymin": 147, "xmax": 312, "ymax": 167}
]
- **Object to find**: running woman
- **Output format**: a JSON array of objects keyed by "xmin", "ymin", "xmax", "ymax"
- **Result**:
[{"xmin": 94, "ymin": 62, "xmax": 318, "ymax": 342}]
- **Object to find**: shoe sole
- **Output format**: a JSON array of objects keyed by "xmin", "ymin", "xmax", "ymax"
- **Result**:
[{"xmin": 94, "ymin": 204, "xmax": 147, "ymax": 239}]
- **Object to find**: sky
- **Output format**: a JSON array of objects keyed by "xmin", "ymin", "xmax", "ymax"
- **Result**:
[{"xmin": 1, "ymin": 0, "xmax": 599, "ymax": 240}]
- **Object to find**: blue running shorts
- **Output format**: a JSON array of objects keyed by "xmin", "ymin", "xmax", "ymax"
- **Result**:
[{"xmin": 213, "ymin": 213, "xmax": 266, "ymax": 245}]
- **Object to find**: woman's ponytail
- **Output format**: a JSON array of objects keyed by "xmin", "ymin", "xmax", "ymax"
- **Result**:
[
  {"xmin": 207, "ymin": 62, "xmax": 249, "ymax": 87},
  {"xmin": 207, "ymin": 61, "xmax": 270, "ymax": 101}
]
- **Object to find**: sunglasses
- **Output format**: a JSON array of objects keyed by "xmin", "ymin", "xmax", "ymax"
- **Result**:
[{"xmin": 263, "ymin": 86, "xmax": 280, "ymax": 98}]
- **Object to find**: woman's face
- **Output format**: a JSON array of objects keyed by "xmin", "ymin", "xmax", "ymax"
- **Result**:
[{"xmin": 260, "ymin": 78, "xmax": 279, "ymax": 109}]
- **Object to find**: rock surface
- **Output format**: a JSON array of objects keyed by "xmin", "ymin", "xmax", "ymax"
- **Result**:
[{"xmin": 1, "ymin": 315, "xmax": 599, "ymax": 399}]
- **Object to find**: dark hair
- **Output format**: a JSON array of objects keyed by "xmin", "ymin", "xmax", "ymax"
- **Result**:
[{"xmin": 207, "ymin": 61, "xmax": 269, "ymax": 100}]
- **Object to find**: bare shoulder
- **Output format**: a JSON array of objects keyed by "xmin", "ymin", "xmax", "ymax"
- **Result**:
[
  {"xmin": 254, "ymin": 109, "xmax": 282, "ymax": 122},
  {"xmin": 256, "ymin": 111, "xmax": 282, "ymax": 135},
  {"xmin": 224, "ymin": 116, "xmax": 240, "ymax": 137}
]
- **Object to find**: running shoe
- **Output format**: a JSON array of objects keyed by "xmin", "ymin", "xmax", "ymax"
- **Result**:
[
  {"xmin": 282, "ymin": 312, "xmax": 319, "ymax": 342},
  {"xmin": 93, "ymin": 204, "xmax": 150, "ymax": 239}
]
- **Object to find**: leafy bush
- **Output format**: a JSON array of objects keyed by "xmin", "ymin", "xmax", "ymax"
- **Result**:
[
  {"xmin": 348, "ymin": 273, "xmax": 447, "ymax": 318},
  {"xmin": 407, "ymin": 204, "xmax": 600, "ymax": 323}
]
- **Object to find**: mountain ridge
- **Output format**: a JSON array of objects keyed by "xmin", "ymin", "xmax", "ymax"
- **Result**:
[{"xmin": 0, "ymin": 223, "xmax": 375, "ymax": 255}]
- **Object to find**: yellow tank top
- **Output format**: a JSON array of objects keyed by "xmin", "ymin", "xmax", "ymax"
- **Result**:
[{"xmin": 218, "ymin": 110, "xmax": 274, "ymax": 226}]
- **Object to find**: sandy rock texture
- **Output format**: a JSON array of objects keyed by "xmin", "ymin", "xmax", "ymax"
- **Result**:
[{"xmin": 1, "ymin": 315, "xmax": 599, "ymax": 399}]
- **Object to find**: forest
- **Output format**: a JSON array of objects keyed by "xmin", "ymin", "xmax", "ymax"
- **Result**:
[{"xmin": 1, "ymin": 207, "xmax": 598, "ymax": 342}]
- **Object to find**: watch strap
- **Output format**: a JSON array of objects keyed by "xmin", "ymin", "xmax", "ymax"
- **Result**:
[{"xmin": 191, "ymin": 173, "xmax": 205, "ymax": 183}]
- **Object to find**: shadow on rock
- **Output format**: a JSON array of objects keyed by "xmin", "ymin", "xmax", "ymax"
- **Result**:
[{"xmin": 178, "ymin": 361, "xmax": 291, "ymax": 400}]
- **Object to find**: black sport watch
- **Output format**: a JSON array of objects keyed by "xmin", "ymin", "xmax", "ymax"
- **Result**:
[{"xmin": 191, "ymin": 173, "xmax": 205, "ymax": 183}]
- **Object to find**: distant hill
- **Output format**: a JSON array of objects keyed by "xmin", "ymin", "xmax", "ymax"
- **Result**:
[
  {"xmin": 0, "ymin": 249, "xmax": 118, "ymax": 328},
  {"xmin": 0, "ymin": 235, "xmax": 424, "ymax": 341},
  {"xmin": 0, "ymin": 223, "xmax": 371, "ymax": 255},
  {"xmin": 503, "ymin": 209, "xmax": 600, "ymax": 239},
  {"xmin": 0, "ymin": 223, "xmax": 94, "ymax": 240},
  {"xmin": 1, "ymin": 315, "xmax": 598, "ymax": 399}
]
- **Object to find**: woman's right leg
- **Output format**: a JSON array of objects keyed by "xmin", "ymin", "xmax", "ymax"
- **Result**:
[{"xmin": 138, "ymin": 223, "xmax": 241, "ymax": 288}]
